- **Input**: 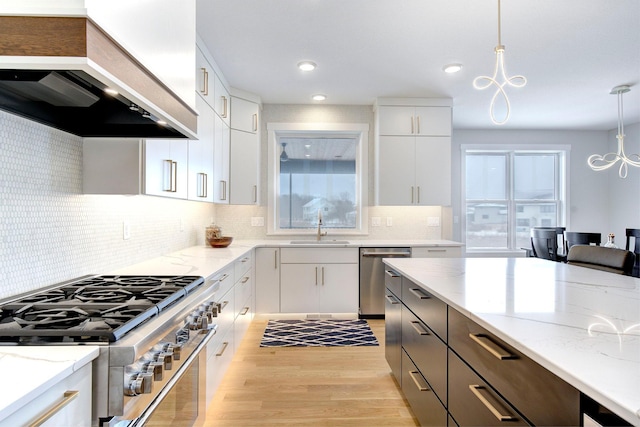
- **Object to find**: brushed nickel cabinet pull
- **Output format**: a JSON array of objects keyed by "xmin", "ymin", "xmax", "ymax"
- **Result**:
[
  {"xmin": 385, "ymin": 294, "xmax": 400, "ymax": 304},
  {"xmin": 241, "ymin": 276, "xmax": 250, "ymax": 284},
  {"xmin": 215, "ymin": 341, "xmax": 229, "ymax": 357},
  {"xmin": 253, "ymin": 185, "xmax": 258, "ymax": 203},
  {"xmin": 197, "ymin": 172, "xmax": 206, "ymax": 197},
  {"xmin": 428, "ymin": 249, "xmax": 447, "ymax": 253},
  {"xmin": 469, "ymin": 333, "xmax": 515, "ymax": 360},
  {"xmin": 240, "ymin": 306, "xmax": 249, "ymax": 315},
  {"xmin": 29, "ymin": 390, "xmax": 79, "ymax": 427},
  {"xmin": 219, "ymin": 180, "xmax": 227, "ymax": 200},
  {"xmin": 321, "ymin": 266, "xmax": 325, "ymax": 285},
  {"xmin": 417, "ymin": 186, "xmax": 420, "ymax": 204},
  {"xmin": 220, "ymin": 300, "xmax": 229, "ymax": 311},
  {"xmin": 410, "ymin": 116, "xmax": 414, "ymax": 134},
  {"xmin": 468, "ymin": 384, "xmax": 517, "ymax": 421},
  {"xmin": 274, "ymin": 250, "xmax": 278, "ymax": 269},
  {"xmin": 315, "ymin": 267, "xmax": 318, "ymax": 286},
  {"xmin": 410, "ymin": 320, "xmax": 429, "ymax": 335},
  {"xmin": 408, "ymin": 370, "xmax": 429, "ymax": 391},
  {"xmin": 219, "ymin": 273, "xmax": 229, "ymax": 282},
  {"xmin": 163, "ymin": 159, "xmax": 172, "ymax": 191},
  {"xmin": 203, "ymin": 173, "xmax": 208, "ymax": 197},
  {"xmin": 222, "ymin": 96, "xmax": 228, "ymax": 118},
  {"xmin": 252, "ymin": 113, "xmax": 258, "ymax": 132},
  {"xmin": 408, "ymin": 287, "xmax": 430, "ymax": 300},
  {"xmin": 417, "ymin": 115, "xmax": 421, "ymax": 134},
  {"xmin": 385, "ymin": 269, "xmax": 400, "ymax": 278},
  {"xmin": 200, "ymin": 67, "xmax": 208, "ymax": 95}
]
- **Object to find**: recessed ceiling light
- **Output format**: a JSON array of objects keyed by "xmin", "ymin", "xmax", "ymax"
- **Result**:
[
  {"xmin": 312, "ymin": 94, "xmax": 327, "ymax": 101},
  {"xmin": 104, "ymin": 88, "xmax": 119, "ymax": 96},
  {"xmin": 297, "ymin": 61, "xmax": 317, "ymax": 71},
  {"xmin": 443, "ymin": 63, "xmax": 463, "ymax": 74}
]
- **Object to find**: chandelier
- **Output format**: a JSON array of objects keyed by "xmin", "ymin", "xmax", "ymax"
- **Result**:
[
  {"xmin": 588, "ymin": 85, "xmax": 639, "ymax": 178},
  {"xmin": 473, "ymin": 0, "xmax": 527, "ymax": 125}
]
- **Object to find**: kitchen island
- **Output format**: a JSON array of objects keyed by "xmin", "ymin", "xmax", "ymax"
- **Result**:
[{"xmin": 383, "ymin": 257, "xmax": 640, "ymax": 426}]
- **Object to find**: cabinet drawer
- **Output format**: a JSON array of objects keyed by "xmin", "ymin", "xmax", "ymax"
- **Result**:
[
  {"xmin": 411, "ymin": 246, "xmax": 462, "ymax": 258},
  {"xmin": 402, "ymin": 306, "xmax": 447, "ymax": 405},
  {"xmin": 384, "ymin": 268, "xmax": 402, "ymax": 297},
  {"xmin": 402, "ymin": 277, "xmax": 447, "ymax": 341},
  {"xmin": 234, "ymin": 270, "xmax": 253, "ymax": 317},
  {"xmin": 448, "ymin": 349, "xmax": 529, "ymax": 426},
  {"xmin": 234, "ymin": 251, "xmax": 253, "ymax": 278},
  {"xmin": 213, "ymin": 288, "xmax": 235, "ymax": 338},
  {"xmin": 280, "ymin": 247, "xmax": 358, "ymax": 264},
  {"xmin": 448, "ymin": 308, "xmax": 580, "ymax": 426},
  {"xmin": 401, "ymin": 350, "xmax": 447, "ymax": 427},
  {"xmin": 384, "ymin": 287, "xmax": 402, "ymax": 385},
  {"xmin": 213, "ymin": 266, "xmax": 235, "ymax": 299}
]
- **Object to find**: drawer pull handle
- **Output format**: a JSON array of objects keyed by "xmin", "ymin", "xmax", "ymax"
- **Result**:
[
  {"xmin": 240, "ymin": 306, "xmax": 250, "ymax": 315},
  {"xmin": 219, "ymin": 273, "xmax": 229, "ymax": 282},
  {"xmin": 408, "ymin": 370, "xmax": 429, "ymax": 391},
  {"xmin": 408, "ymin": 288, "xmax": 430, "ymax": 300},
  {"xmin": 428, "ymin": 249, "xmax": 447, "ymax": 253},
  {"xmin": 215, "ymin": 341, "xmax": 229, "ymax": 357},
  {"xmin": 241, "ymin": 276, "xmax": 250, "ymax": 284},
  {"xmin": 469, "ymin": 333, "xmax": 515, "ymax": 360},
  {"xmin": 410, "ymin": 320, "xmax": 429, "ymax": 335},
  {"xmin": 29, "ymin": 390, "xmax": 79, "ymax": 427},
  {"xmin": 384, "ymin": 294, "xmax": 400, "ymax": 304},
  {"xmin": 385, "ymin": 269, "xmax": 400, "ymax": 278},
  {"xmin": 220, "ymin": 300, "xmax": 229, "ymax": 312},
  {"xmin": 468, "ymin": 384, "xmax": 517, "ymax": 422}
]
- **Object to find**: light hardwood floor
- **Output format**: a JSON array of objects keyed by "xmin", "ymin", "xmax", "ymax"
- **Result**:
[{"xmin": 205, "ymin": 319, "xmax": 419, "ymax": 426}]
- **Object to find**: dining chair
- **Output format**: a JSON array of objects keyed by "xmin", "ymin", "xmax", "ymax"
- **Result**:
[
  {"xmin": 625, "ymin": 228, "xmax": 640, "ymax": 277},
  {"xmin": 566, "ymin": 245, "xmax": 635, "ymax": 275},
  {"xmin": 530, "ymin": 228, "xmax": 565, "ymax": 262},
  {"xmin": 565, "ymin": 232, "xmax": 601, "ymax": 252}
]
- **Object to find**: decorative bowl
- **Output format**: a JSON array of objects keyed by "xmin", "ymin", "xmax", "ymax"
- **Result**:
[{"xmin": 207, "ymin": 236, "xmax": 233, "ymax": 248}]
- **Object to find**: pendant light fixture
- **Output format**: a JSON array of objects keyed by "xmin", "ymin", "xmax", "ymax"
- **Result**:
[
  {"xmin": 473, "ymin": 0, "xmax": 526, "ymax": 125},
  {"xmin": 280, "ymin": 142, "xmax": 289, "ymax": 162},
  {"xmin": 588, "ymin": 85, "xmax": 639, "ymax": 178}
]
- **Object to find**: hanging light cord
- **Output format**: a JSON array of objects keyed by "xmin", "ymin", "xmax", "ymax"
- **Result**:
[
  {"xmin": 588, "ymin": 86, "xmax": 640, "ymax": 178},
  {"xmin": 473, "ymin": 0, "xmax": 527, "ymax": 125}
]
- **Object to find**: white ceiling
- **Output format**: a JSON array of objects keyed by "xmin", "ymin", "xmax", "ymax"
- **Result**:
[{"xmin": 196, "ymin": 0, "xmax": 640, "ymax": 131}]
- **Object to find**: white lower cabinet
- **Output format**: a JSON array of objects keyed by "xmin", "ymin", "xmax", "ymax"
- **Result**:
[
  {"xmin": 255, "ymin": 248, "xmax": 280, "ymax": 313},
  {"xmin": 279, "ymin": 248, "xmax": 358, "ymax": 314},
  {"xmin": 205, "ymin": 328, "xmax": 234, "ymax": 405},
  {"xmin": 0, "ymin": 363, "xmax": 92, "ymax": 427}
]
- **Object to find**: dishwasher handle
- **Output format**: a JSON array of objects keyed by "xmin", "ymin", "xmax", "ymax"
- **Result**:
[{"xmin": 361, "ymin": 250, "xmax": 411, "ymax": 257}]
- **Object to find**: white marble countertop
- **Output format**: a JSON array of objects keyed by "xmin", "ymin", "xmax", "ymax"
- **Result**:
[
  {"xmin": 383, "ymin": 257, "xmax": 640, "ymax": 426},
  {"xmin": 0, "ymin": 346, "xmax": 100, "ymax": 422}
]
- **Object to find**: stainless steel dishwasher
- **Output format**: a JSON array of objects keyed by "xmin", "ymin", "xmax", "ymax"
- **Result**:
[{"xmin": 359, "ymin": 247, "xmax": 411, "ymax": 318}]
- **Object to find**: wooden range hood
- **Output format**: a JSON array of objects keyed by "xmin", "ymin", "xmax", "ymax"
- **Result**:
[{"xmin": 0, "ymin": 16, "xmax": 197, "ymax": 138}]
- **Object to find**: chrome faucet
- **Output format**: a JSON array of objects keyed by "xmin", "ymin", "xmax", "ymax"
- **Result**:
[{"xmin": 317, "ymin": 209, "xmax": 327, "ymax": 241}]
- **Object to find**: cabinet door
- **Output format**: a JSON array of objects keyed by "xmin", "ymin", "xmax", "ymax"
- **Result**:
[
  {"xmin": 378, "ymin": 106, "xmax": 416, "ymax": 135},
  {"xmin": 205, "ymin": 328, "xmax": 234, "ymax": 404},
  {"xmin": 196, "ymin": 46, "xmax": 213, "ymax": 106},
  {"xmin": 377, "ymin": 136, "xmax": 415, "ymax": 205},
  {"xmin": 414, "ymin": 136, "xmax": 451, "ymax": 206},
  {"xmin": 414, "ymin": 106, "xmax": 451, "ymax": 136},
  {"xmin": 318, "ymin": 263, "xmax": 358, "ymax": 313},
  {"xmin": 230, "ymin": 97, "xmax": 259, "ymax": 133},
  {"xmin": 229, "ymin": 129, "xmax": 259, "ymax": 205},
  {"xmin": 280, "ymin": 264, "xmax": 319, "ymax": 313},
  {"xmin": 213, "ymin": 115, "xmax": 230, "ymax": 204},
  {"xmin": 188, "ymin": 95, "xmax": 215, "ymax": 202},
  {"xmin": 213, "ymin": 73, "xmax": 230, "ymax": 126},
  {"xmin": 144, "ymin": 139, "xmax": 188, "ymax": 199},
  {"xmin": 384, "ymin": 287, "xmax": 402, "ymax": 384},
  {"xmin": 255, "ymin": 248, "xmax": 280, "ymax": 313}
]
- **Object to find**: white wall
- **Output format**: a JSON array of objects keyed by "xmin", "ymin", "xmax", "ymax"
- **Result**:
[{"xmin": 451, "ymin": 126, "xmax": 640, "ymax": 245}]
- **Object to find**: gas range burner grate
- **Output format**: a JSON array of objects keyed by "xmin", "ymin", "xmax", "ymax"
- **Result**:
[{"xmin": 0, "ymin": 275, "xmax": 204, "ymax": 343}]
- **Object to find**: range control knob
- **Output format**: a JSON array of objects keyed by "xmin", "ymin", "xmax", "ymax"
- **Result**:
[{"xmin": 124, "ymin": 366, "xmax": 154, "ymax": 396}]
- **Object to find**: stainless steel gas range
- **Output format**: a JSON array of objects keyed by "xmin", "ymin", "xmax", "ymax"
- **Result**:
[{"xmin": 0, "ymin": 274, "xmax": 221, "ymax": 426}]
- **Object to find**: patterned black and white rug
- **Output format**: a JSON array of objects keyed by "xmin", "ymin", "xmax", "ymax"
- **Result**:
[{"xmin": 260, "ymin": 319, "xmax": 379, "ymax": 347}]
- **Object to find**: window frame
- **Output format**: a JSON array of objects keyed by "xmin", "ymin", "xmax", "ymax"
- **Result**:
[
  {"xmin": 461, "ymin": 144, "xmax": 570, "ymax": 254},
  {"xmin": 266, "ymin": 122, "xmax": 369, "ymax": 236}
]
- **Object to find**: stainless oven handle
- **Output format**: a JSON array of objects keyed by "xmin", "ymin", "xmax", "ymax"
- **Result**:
[{"xmin": 128, "ymin": 328, "xmax": 216, "ymax": 427}]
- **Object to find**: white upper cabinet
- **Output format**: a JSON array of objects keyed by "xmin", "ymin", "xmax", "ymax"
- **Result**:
[
  {"xmin": 230, "ymin": 97, "xmax": 259, "ymax": 134},
  {"xmin": 375, "ymin": 98, "xmax": 452, "ymax": 206},
  {"xmin": 213, "ymin": 114, "xmax": 231, "ymax": 204},
  {"xmin": 230, "ymin": 129, "xmax": 259, "ymax": 205},
  {"xmin": 188, "ymin": 95, "xmax": 215, "ymax": 202},
  {"xmin": 378, "ymin": 106, "xmax": 451, "ymax": 137},
  {"xmin": 214, "ymin": 76, "xmax": 231, "ymax": 126},
  {"xmin": 196, "ymin": 43, "xmax": 231, "ymax": 125},
  {"xmin": 144, "ymin": 139, "xmax": 189, "ymax": 199}
]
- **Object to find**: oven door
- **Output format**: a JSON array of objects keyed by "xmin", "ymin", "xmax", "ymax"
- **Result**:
[{"xmin": 126, "ymin": 329, "xmax": 214, "ymax": 427}]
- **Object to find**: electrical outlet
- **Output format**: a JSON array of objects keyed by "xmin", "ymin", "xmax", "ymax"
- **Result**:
[
  {"xmin": 371, "ymin": 217, "xmax": 381, "ymax": 227},
  {"xmin": 427, "ymin": 217, "xmax": 440, "ymax": 227},
  {"xmin": 386, "ymin": 217, "xmax": 393, "ymax": 226},
  {"xmin": 179, "ymin": 218, "xmax": 185, "ymax": 232},
  {"xmin": 123, "ymin": 221, "xmax": 130, "ymax": 240},
  {"xmin": 251, "ymin": 217, "xmax": 265, "ymax": 227}
]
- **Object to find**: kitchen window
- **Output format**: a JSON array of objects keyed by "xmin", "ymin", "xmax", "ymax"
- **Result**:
[
  {"xmin": 267, "ymin": 123, "xmax": 369, "ymax": 235},
  {"xmin": 462, "ymin": 147, "xmax": 568, "ymax": 252}
]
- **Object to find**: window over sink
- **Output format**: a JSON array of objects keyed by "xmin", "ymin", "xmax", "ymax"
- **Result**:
[{"xmin": 267, "ymin": 123, "xmax": 369, "ymax": 235}]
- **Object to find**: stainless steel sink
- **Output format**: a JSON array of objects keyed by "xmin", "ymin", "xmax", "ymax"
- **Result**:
[{"xmin": 289, "ymin": 240, "xmax": 350, "ymax": 245}]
